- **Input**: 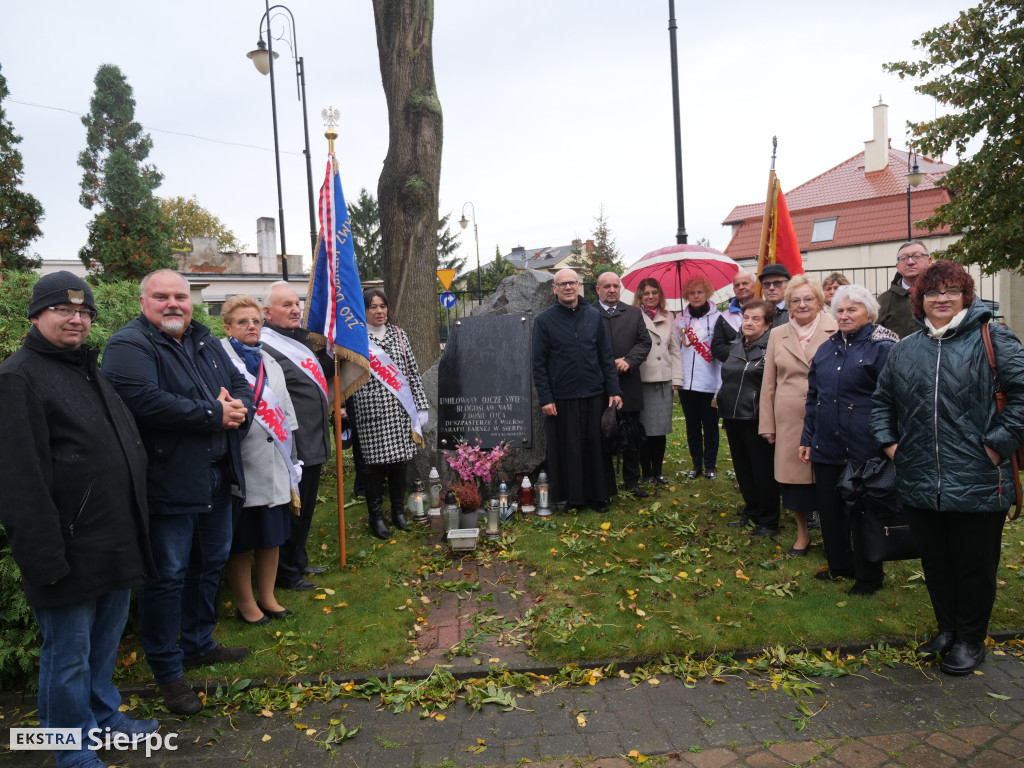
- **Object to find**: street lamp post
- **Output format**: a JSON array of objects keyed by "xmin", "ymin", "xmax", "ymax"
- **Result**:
[
  {"xmin": 247, "ymin": 2, "xmax": 318, "ymax": 281},
  {"xmin": 459, "ymin": 202, "xmax": 481, "ymax": 299},
  {"xmin": 906, "ymin": 148, "xmax": 924, "ymax": 241}
]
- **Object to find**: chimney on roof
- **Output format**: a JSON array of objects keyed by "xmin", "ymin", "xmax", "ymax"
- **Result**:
[{"xmin": 864, "ymin": 100, "xmax": 889, "ymax": 173}]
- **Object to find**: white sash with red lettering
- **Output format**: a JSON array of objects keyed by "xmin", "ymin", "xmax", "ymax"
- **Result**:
[
  {"xmin": 260, "ymin": 326, "xmax": 329, "ymax": 402},
  {"xmin": 229, "ymin": 358, "xmax": 302, "ymax": 493},
  {"xmin": 367, "ymin": 339, "xmax": 423, "ymax": 441}
]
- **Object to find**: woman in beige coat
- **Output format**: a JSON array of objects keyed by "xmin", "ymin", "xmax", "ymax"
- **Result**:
[
  {"xmin": 633, "ymin": 278, "xmax": 683, "ymax": 485},
  {"xmin": 759, "ymin": 275, "xmax": 837, "ymax": 556}
]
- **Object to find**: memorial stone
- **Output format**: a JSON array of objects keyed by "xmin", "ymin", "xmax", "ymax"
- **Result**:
[{"xmin": 437, "ymin": 315, "xmax": 532, "ymax": 449}]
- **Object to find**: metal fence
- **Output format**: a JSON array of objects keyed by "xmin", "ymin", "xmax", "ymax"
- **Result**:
[{"xmin": 437, "ymin": 268, "xmax": 1002, "ymax": 339}]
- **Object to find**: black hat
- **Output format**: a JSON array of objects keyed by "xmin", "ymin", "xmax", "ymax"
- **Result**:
[
  {"xmin": 28, "ymin": 271, "xmax": 96, "ymax": 319},
  {"xmin": 759, "ymin": 264, "xmax": 791, "ymax": 281}
]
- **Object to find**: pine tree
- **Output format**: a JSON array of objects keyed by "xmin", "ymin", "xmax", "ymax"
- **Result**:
[
  {"xmin": 0, "ymin": 65, "xmax": 44, "ymax": 271},
  {"xmin": 348, "ymin": 187, "xmax": 382, "ymax": 280},
  {"xmin": 480, "ymin": 246, "xmax": 519, "ymax": 291},
  {"xmin": 77, "ymin": 66, "xmax": 170, "ymax": 281},
  {"xmin": 437, "ymin": 212, "xmax": 465, "ymax": 273},
  {"xmin": 572, "ymin": 204, "xmax": 623, "ymax": 282},
  {"xmin": 78, "ymin": 64, "xmax": 161, "ymax": 210}
]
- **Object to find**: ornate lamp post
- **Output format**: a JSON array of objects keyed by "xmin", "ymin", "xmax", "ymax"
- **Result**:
[
  {"xmin": 247, "ymin": 2, "xmax": 318, "ymax": 281},
  {"xmin": 459, "ymin": 201, "xmax": 482, "ymax": 298},
  {"xmin": 906, "ymin": 149, "xmax": 924, "ymax": 241}
]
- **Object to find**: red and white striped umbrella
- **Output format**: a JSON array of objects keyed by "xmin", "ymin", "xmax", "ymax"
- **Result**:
[{"xmin": 621, "ymin": 244, "xmax": 739, "ymax": 311}]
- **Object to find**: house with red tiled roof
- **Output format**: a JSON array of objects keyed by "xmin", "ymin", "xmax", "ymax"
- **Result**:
[{"xmin": 722, "ymin": 102, "xmax": 963, "ymax": 276}]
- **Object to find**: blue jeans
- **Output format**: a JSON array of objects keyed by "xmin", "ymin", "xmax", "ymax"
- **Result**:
[
  {"xmin": 33, "ymin": 589, "xmax": 132, "ymax": 768},
  {"xmin": 139, "ymin": 464, "xmax": 232, "ymax": 683}
]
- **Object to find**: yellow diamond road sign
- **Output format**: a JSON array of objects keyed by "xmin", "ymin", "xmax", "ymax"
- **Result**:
[{"xmin": 436, "ymin": 269, "xmax": 457, "ymax": 290}]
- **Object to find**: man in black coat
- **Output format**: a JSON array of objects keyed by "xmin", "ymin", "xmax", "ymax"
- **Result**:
[
  {"xmin": 532, "ymin": 269, "xmax": 622, "ymax": 512},
  {"xmin": 260, "ymin": 281, "xmax": 333, "ymax": 591},
  {"xmin": 0, "ymin": 272, "xmax": 159, "ymax": 767},
  {"xmin": 594, "ymin": 272, "xmax": 652, "ymax": 497},
  {"xmin": 759, "ymin": 264, "xmax": 791, "ymax": 328},
  {"xmin": 103, "ymin": 270, "xmax": 254, "ymax": 716}
]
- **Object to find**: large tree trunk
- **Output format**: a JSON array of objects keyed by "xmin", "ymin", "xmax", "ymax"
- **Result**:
[{"xmin": 372, "ymin": 0, "xmax": 443, "ymax": 370}]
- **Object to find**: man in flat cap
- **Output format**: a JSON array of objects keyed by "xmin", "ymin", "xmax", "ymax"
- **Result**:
[
  {"xmin": 0, "ymin": 271, "xmax": 158, "ymax": 768},
  {"xmin": 758, "ymin": 264, "xmax": 791, "ymax": 327}
]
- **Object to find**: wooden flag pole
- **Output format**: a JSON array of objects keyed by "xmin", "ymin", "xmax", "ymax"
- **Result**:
[{"xmin": 334, "ymin": 356, "xmax": 347, "ymax": 567}]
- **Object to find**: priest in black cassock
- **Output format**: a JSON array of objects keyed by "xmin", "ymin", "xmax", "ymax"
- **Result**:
[{"xmin": 532, "ymin": 268, "xmax": 622, "ymax": 512}]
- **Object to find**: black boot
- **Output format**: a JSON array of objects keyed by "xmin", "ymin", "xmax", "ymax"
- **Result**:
[
  {"xmin": 916, "ymin": 629, "xmax": 956, "ymax": 661},
  {"xmin": 939, "ymin": 640, "xmax": 986, "ymax": 675},
  {"xmin": 365, "ymin": 467, "xmax": 390, "ymax": 540},
  {"xmin": 388, "ymin": 462, "xmax": 410, "ymax": 531}
]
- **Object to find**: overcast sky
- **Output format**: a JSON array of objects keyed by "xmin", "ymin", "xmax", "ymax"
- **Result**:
[{"xmin": 3, "ymin": 1, "xmax": 968, "ymax": 275}]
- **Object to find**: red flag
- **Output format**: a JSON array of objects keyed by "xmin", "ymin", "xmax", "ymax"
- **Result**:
[
  {"xmin": 771, "ymin": 184, "xmax": 803, "ymax": 277},
  {"xmin": 756, "ymin": 170, "xmax": 804, "ymax": 286}
]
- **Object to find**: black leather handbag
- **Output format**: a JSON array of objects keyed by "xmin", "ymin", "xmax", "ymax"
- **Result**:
[{"xmin": 836, "ymin": 456, "xmax": 919, "ymax": 563}]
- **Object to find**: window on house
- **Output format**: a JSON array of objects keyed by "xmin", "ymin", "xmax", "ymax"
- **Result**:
[{"xmin": 811, "ymin": 218, "xmax": 837, "ymax": 243}]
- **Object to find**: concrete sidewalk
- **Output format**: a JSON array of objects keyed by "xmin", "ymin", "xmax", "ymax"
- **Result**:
[{"xmin": 3, "ymin": 651, "xmax": 1023, "ymax": 767}]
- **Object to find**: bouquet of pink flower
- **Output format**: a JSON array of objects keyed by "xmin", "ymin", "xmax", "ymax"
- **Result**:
[{"xmin": 445, "ymin": 438, "xmax": 510, "ymax": 484}]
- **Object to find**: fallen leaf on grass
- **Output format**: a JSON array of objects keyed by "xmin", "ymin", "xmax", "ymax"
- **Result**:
[
  {"xmin": 314, "ymin": 594, "xmax": 326, "ymax": 600},
  {"xmin": 261, "ymin": 735, "xmax": 272, "ymax": 742},
  {"xmin": 576, "ymin": 713, "xmax": 587, "ymax": 727},
  {"xmin": 600, "ymin": 522, "xmax": 611, "ymax": 531},
  {"xmin": 627, "ymin": 750, "xmax": 649, "ymax": 763},
  {"xmin": 259, "ymin": 709, "xmax": 273, "ymax": 718}
]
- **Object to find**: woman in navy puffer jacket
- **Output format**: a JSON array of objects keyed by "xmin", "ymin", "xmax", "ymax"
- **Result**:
[
  {"xmin": 800, "ymin": 285, "xmax": 897, "ymax": 595},
  {"xmin": 872, "ymin": 261, "xmax": 1024, "ymax": 676}
]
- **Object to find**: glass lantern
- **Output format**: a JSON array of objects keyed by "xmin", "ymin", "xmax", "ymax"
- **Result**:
[
  {"xmin": 536, "ymin": 471, "xmax": 552, "ymax": 516},
  {"xmin": 486, "ymin": 499, "xmax": 501, "ymax": 539},
  {"xmin": 442, "ymin": 490, "xmax": 460, "ymax": 534},
  {"xmin": 428, "ymin": 466, "xmax": 442, "ymax": 510},
  {"xmin": 407, "ymin": 480, "xmax": 427, "ymax": 524}
]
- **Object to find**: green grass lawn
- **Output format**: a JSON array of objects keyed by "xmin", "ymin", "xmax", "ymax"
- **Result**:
[{"xmin": 112, "ymin": 404, "xmax": 1024, "ymax": 687}]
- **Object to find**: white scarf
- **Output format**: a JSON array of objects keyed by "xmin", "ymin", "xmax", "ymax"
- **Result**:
[{"xmin": 925, "ymin": 307, "xmax": 969, "ymax": 338}]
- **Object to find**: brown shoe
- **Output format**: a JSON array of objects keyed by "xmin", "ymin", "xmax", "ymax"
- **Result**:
[{"xmin": 158, "ymin": 677, "xmax": 202, "ymax": 716}]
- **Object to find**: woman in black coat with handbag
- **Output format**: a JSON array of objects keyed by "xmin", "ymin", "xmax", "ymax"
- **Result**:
[
  {"xmin": 799, "ymin": 285, "xmax": 897, "ymax": 595},
  {"xmin": 872, "ymin": 260, "xmax": 1024, "ymax": 675}
]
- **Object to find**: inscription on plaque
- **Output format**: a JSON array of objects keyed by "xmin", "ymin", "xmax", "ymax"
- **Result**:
[{"xmin": 437, "ymin": 315, "xmax": 532, "ymax": 449}]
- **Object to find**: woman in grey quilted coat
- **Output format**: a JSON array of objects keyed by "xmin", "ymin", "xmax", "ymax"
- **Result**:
[
  {"xmin": 352, "ymin": 288, "xmax": 429, "ymax": 539},
  {"xmin": 872, "ymin": 260, "xmax": 1024, "ymax": 676}
]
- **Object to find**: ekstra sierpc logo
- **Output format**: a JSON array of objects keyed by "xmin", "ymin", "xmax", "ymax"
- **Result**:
[{"xmin": 10, "ymin": 728, "xmax": 178, "ymax": 757}]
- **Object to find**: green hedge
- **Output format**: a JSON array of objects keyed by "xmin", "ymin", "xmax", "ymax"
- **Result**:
[{"xmin": 0, "ymin": 270, "xmax": 223, "ymax": 690}]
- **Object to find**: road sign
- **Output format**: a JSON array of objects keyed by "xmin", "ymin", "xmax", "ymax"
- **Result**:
[
  {"xmin": 440, "ymin": 291, "xmax": 456, "ymax": 308},
  {"xmin": 437, "ymin": 269, "xmax": 457, "ymax": 290}
]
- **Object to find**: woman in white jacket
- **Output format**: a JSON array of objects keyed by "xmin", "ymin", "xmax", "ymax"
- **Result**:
[
  {"xmin": 633, "ymin": 278, "xmax": 683, "ymax": 484},
  {"xmin": 674, "ymin": 274, "xmax": 722, "ymax": 479},
  {"xmin": 220, "ymin": 295, "xmax": 300, "ymax": 625}
]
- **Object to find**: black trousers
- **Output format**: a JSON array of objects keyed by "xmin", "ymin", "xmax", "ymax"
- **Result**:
[
  {"xmin": 722, "ymin": 419, "xmax": 779, "ymax": 530},
  {"xmin": 276, "ymin": 462, "xmax": 324, "ymax": 586},
  {"xmin": 679, "ymin": 390, "xmax": 719, "ymax": 472},
  {"xmin": 905, "ymin": 506, "xmax": 1005, "ymax": 644},
  {"xmin": 640, "ymin": 435, "xmax": 667, "ymax": 480},
  {"xmin": 546, "ymin": 394, "xmax": 612, "ymax": 508},
  {"xmin": 616, "ymin": 410, "xmax": 642, "ymax": 490}
]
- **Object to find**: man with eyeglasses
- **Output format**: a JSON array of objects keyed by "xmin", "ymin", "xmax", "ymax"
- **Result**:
[
  {"xmin": 533, "ymin": 269, "xmax": 622, "ymax": 512},
  {"xmin": 102, "ymin": 269, "xmax": 254, "ymax": 716},
  {"xmin": 758, "ymin": 264, "xmax": 791, "ymax": 328},
  {"xmin": 0, "ymin": 271, "xmax": 160, "ymax": 768},
  {"xmin": 878, "ymin": 239, "xmax": 932, "ymax": 338}
]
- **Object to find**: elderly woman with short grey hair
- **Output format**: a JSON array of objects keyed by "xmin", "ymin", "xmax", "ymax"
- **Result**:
[{"xmin": 800, "ymin": 284, "xmax": 898, "ymax": 594}]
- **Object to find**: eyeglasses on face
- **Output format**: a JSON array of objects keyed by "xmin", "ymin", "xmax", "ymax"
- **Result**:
[
  {"xmin": 923, "ymin": 288, "xmax": 963, "ymax": 301},
  {"xmin": 897, "ymin": 253, "xmax": 928, "ymax": 263},
  {"xmin": 789, "ymin": 297, "xmax": 818, "ymax": 306},
  {"xmin": 761, "ymin": 280, "xmax": 787, "ymax": 289},
  {"xmin": 47, "ymin": 306, "xmax": 96, "ymax": 320},
  {"xmin": 232, "ymin": 317, "xmax": 262, "ymax": 327},
  {"xmin": 554, "ymin": 281, "xmax": 580, "ymax": 288}
]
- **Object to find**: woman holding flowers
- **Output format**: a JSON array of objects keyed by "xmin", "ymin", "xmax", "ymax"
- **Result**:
[{"xmin": 352, "ymin": 288, "xmax": 429, "ymax": 539}]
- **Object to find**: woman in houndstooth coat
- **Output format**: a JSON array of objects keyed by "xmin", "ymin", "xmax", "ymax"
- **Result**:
[{"xmin": 352, "ymin": 288, "xmax": 429, "ymax": 539}]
